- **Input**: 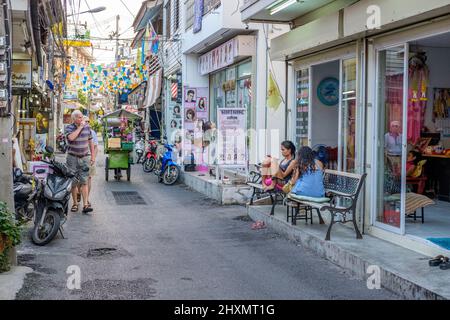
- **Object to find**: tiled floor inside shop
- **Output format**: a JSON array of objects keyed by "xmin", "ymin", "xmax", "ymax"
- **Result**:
[{"xmin": 406, "ymin": 200, "xmax": 450, "ymax": 241}]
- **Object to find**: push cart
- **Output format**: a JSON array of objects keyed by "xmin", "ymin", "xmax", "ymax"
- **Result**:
[{"xmin": 102, "ymin": 109, "xmax": 142, "ymax": 182}]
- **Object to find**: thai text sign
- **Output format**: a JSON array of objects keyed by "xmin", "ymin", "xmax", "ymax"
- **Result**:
[
  {"xmin": 12, "ymin": 60, "xmax": 32, "ymax": 89},
  {"xmin": 217, "ymin": 108, "xmax": 247, "ymax": 166},
  {"xmin": 199, "ymin": 35, "xmax": 255, "ymax": 75}
]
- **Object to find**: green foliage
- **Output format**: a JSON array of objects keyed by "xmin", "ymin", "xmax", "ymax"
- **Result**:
[
  {"xmin": 90, "ymin": 119, "xmax": 102, "ymax": 133},
  {"xmin": 0, "ymin": 202, "xmax": 22, "ymax": 273},
  {"xmin": 78, "ymin": 89, "xmax": 88, "ymax": 107}
]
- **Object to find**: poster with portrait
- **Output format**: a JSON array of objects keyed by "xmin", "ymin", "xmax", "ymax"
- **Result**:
[
  {"xmin": 182, "ymin": 87, "xmax": 209, "ymax": 168},
  {"xmin": 33, "ymin": 111, "xmax": 50, "ymax": 134},
  {"xmin": 217, "ymin": 108, "xmax": 247, "ymax": 166},
  {"xmin": 35, "ymin": 134, "xmax": 47, "ymax": 154}
]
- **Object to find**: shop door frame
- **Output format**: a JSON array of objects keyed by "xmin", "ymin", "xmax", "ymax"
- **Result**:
[
  {"xmin": 370, "ymin": 42, "xmax": 409, "ymax": 235},
  {"xmin": 292, "ymin": 51, "xmax": 358, "ymax": 173}
]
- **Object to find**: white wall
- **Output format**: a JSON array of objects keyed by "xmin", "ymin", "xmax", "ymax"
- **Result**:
[{"xmin": 311, "ymin": 60, "xmax": 340, "ymax": 147}]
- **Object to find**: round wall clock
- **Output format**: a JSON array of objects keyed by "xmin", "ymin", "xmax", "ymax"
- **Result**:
[{"xmin": 317, "ymin": 77, "xmax": 339, "ymax": 106}]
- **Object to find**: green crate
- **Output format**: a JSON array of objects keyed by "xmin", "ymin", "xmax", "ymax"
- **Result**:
[{"xmin": 121, "ymin": 142, "xmax": 134, "ymax": 151}]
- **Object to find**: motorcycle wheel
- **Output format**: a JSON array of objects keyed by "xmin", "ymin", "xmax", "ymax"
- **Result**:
[
  {"xmin": 143, "ymin": 157, "xmax": 156, "ymax": 173},
  {"xmin": 31, "ymin": 210, "xmax": 61, "ymax": 246},
  {"xmin": 163, "ymin": 165, "xmax": 180, "ymax": 185}
]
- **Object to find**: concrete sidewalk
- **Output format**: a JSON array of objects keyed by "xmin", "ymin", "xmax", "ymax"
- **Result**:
[
  {"xmin": 248, "ymin": 204, "xmax": 450, "ymax": 300},
  {"xmin": 0, "ymin": 266, "xmax": 32, "ymax": 300}
]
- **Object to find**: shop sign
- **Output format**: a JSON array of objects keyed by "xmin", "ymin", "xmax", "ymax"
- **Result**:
[
  {"xmin": 199, "ymin": 36, "xmax": 255, "ymax": 76},
  {"xmin": 63, "ymin": 91, "xmax": 78, "ymax": 100},
  {"xmin": 217, "ymin": 108, "xmax": 247, "ymax": 166},
  {"xmin": 12, "ymin": 60, "xmax": 32, "ymax": 89},
  {"xmin": 193, "ymin": 0, "xmax": 204, "ymax": 34},
  {"xmin": 63, "ymin": 39, "xmax": 92, "ymax": 47}
]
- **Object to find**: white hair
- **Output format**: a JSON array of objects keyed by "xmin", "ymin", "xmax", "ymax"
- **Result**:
[{"xmin": 71, "ymin": 110, "xmax": 83, "ymax": 121}]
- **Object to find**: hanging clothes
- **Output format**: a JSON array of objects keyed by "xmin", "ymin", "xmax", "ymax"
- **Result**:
[{"xmin": 408, "ymin": 52, "xmax": 429, "ymax": 145}]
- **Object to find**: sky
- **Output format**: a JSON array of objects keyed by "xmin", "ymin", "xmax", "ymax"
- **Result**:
[{"xmin": 67, "ymin": 0, "xmax": 143, "ymax": 64}]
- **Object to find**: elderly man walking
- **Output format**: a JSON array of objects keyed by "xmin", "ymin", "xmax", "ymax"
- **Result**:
[{"xmin": 65, "ymin": 110, "xmax": 95, "ymax": 214}]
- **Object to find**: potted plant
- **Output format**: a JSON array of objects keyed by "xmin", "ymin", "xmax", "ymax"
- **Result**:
[{"xmin": 0, "ymin": 202, "xmax": 22, "ymax": 273}]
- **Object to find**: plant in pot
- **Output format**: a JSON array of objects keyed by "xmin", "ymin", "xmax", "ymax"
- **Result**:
[{"xmin": 0, "ymin": 202, "xmax": 22, "ymax": 273}]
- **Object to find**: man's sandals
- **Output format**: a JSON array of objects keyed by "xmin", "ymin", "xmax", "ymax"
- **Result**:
[
  {"xmin": 429, "ymin": 255, "xmax": 450, "ymax": 270},
  {"xmin": 71, "ymin": 203, "xmax": 79, "ymax": 212},
  {"xmin": 82, "ymin": 204, "xmax": 93, "ymax": 214}
]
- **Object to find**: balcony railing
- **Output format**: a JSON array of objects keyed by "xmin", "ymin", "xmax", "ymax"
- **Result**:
[{"xmin": 185, "ymin": 0, "xmax": 221, "ymax": 31}]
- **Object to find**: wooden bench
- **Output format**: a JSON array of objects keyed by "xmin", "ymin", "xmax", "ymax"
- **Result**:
[
  {"xmin": 246, "ymin": 168, "xmax": 286, "ymax": 215},
  {"xmin": 286, "ymin": 169, "xmax": 367, "ymax": 241}
]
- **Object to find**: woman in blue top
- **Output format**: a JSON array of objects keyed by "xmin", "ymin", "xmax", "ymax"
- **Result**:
[{"xmin": 291, "ymin": 146, "xmax": 325, "ymax": 198}]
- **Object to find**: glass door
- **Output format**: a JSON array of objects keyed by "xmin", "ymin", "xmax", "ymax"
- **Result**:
[
  {"xmin": 295, "ymin": 68, "xmax": 310, "ymax": 147},
  {"xmin": 339, "ymin": 58, "xmax": 357, "ymax": 173},
  {"xmin": 373, "ymin": 44, "xmax": 408, "ymax": 234}
]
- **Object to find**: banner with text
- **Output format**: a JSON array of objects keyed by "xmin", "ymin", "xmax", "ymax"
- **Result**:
[{"xmin": 217, "ymin": 108, "xmax": 247, "ymax": 166}]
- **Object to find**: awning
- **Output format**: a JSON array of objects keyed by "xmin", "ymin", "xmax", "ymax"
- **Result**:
[
  {"xmin": 62, "ymin": 101, "xmax": 86, "ymax": 110},
  {"xmin": 144, "ymin": 68, "xmax": 162, "ymax": 108}
]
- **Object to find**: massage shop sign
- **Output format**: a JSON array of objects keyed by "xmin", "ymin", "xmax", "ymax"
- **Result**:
[
  {"xmin": 217, "ymin": 108, "xmax": 247, "ymax": 166},
  {"xmin": 12, "ymin": 60, "xmax": 32, "ymax": 89},
  {"xmin": 198, "ymin": 35, "xmax": 256, "ymax": 76}
]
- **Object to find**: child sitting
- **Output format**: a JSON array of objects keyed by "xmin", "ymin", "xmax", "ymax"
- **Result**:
[{"xmin": 291, "ymin": 146, "xmax": 325, "ymax": 198}]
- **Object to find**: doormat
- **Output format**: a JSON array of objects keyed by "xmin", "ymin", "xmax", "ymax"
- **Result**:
[{"xmin": 427, "ymin": 238, "xmax": 450, "ymax": 251}]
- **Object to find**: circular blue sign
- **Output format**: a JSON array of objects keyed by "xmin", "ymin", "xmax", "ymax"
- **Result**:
[{"xmin": 317, "ymin": 77, "xmax": 339, "ymax": 106}]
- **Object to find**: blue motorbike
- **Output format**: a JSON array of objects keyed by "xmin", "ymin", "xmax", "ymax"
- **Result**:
[{"xmin": 154, "ymin": 143, "xmax": 180, "ymax": 185}]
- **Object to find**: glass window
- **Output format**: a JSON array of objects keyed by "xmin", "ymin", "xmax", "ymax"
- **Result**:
[
  {"xmin": 238, "ymin": 78, "xmax": 252, "ymax": 130},
  {"xmin": 376, "ymin": 46, "xmax": 406, "ymax": 229},
  {"xmin": 341, "ymin": 58, "xmax": 357, "ymax": 173},
  {"xmin": 238, "ymin": 61, "xmax": 252, "ymax": 78},
  {"xmin": 210, "ymin": 70, "xmax": 226, "ymax": 123},
  {"xmin": 295, "ymin": 68, "xmax": 309, "ymax": 147}
]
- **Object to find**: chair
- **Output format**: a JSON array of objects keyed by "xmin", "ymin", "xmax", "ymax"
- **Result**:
[{"xmin": 407, "ymin": 160, "xmax": 427, "ymax": 194}]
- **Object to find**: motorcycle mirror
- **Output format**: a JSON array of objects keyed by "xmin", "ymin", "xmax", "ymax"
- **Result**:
[{"xmin": 13, "ymin": 168, "xmax": 23, "ymax": 179}]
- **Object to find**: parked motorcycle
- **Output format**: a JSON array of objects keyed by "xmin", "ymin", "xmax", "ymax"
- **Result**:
[
  {"xmin": 135, "ymin": 138, "xmax": 145, "ymax": 164},
  {"xmin": 142, "ymin": 139, "xmax": 158, "ymax": 173},
  {"xmin": 56, "ymin": 130, "xmax": 67, "ymax": 153},
  {"xmin": 154, "ymin": 143, "xmax": 180, "ymax": 185},
  {"xmin": 31, "ymin": 146, "xmax": 86, "ymax": 246},
  {"xmin": 13, "ymin": 168, "xmax": 41, "ymax": 223}
]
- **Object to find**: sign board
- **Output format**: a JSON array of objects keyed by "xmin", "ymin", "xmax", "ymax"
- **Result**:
[
  {"xmin": 217, "ymin": 108, "xmax": 247, "ymax": 166},
  {"xmin": 199, "ymin": 36, "xmax": 256, "ymax": 75},
  {"xmin": 63, "ymin": 39, "xmax": 92, "ymax": 47},
  {"xmin": 193, "ymin": 0, "xmax": 204, "ymax": 34},
  {"xmin": 12, "ymin": 60, "xmax": 32, "ymax": 89},
  {"xmin": 63, "ymin": 91, "xmax": 78, "ymax": 100}
]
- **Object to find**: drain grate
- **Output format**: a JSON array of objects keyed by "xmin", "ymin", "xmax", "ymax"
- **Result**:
[
  {"xmin": 87, "ymin": 248, "xmax": 117, "ymax": 258},
  {"xmin": 112, "ymin": 191, "xmax": 147, "ymax": 205}
]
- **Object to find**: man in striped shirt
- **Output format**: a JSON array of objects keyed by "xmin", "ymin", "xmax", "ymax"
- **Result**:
[{"xmin": 65, "ymin": 110, "xmax": 95, "ymax": 214}]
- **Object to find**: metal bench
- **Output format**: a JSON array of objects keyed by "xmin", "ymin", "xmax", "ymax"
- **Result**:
[
  {"xmin": 246, "ymin": 168, "xmax": 286, "ymax": 215},
  {"xmin": 286, "ymin": 169, "xmax": 367, "ymax": 241}
]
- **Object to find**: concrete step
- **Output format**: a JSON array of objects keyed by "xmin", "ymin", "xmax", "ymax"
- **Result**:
[{"xmin": 248, "ymin": 205, "xmax": 450, "ymax": 300}]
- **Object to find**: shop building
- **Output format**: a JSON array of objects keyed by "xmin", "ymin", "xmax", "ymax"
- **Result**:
[
  {"xmin": 176, "ymin": 0, "xmax": 288, "ymax": 174},
  {"xmin": 242, "ymin": 0, "xmax": 450, "ymax": 256},
  {"xmin": 11, "ymin": 0, "xmax": 65, "ymax": 166}
]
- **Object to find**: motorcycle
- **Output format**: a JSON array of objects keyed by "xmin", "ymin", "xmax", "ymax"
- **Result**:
[
  {"xmin": 135, "ymin": 138, "xmax": 145, "ymax": 164},
  {"xmin": 31, "ymin": 146, "xmax": 86, "ymax": 246},
  {"xmin": 142, "ymin": 139, "xmax": 158, "ymax": 173},
  {"xmin": 154, "ymin": 143, "xmax": 180, "ymax": 185},
  {"xmin": 13, "ymin": 168, "xmax": 41, "ymax": 223},
  {"xmin": 56, "ymin": 130, "xmax": 67, "ymax": 153}
]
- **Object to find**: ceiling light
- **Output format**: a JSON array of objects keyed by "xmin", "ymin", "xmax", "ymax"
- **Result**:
[{"xmin": 269, "ymin": 0, "xmax": 300, "ymax": 15}]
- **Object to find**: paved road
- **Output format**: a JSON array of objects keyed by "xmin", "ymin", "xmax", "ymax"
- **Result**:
[{"xmin": 16, "ymin": 148, "xmax": 398, "ymax": 300}]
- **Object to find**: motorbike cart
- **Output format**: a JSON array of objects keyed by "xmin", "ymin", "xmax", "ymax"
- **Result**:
[{"xmin": 102, "ymin": 109, "xmax": 142, "ymax": 182}]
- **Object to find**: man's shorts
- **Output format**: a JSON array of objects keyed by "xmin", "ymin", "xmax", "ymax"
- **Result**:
[
  {"xmin": 89, "ymin": 163, "xmax": 96, "ymax": 177},
  {"xmin": 67, "ymin": 154, "xmax": 90, "ymax": 186}
]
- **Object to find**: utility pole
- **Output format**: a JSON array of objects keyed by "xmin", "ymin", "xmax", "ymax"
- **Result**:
[{"xmin": 0, "ymin": 0, "xmax": 16, "ymax": 266}]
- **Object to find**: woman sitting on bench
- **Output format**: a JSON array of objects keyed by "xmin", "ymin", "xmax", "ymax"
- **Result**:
[
  {"xmin": 290, "ymin": 146, "xmax": 325, "ymax": 198},
  {"xmin": 264, "ymin": 141, "xmax": 297, "ymax": 192}
]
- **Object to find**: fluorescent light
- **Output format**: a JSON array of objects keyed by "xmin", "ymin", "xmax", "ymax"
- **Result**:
[{"xmin": 270, "ymin": 0, "xmax": 298, "ymax": 15}]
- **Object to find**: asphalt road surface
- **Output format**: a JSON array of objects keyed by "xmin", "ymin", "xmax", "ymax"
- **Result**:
[{"xmin": 16, "ymin": 149, "xmax": 398, "ymax": 300}]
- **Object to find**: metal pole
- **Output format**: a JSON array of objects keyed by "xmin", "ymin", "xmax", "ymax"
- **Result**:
[{"xmin": 115, "ymin": 14, "xmax": 120, "ymax": 109}]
